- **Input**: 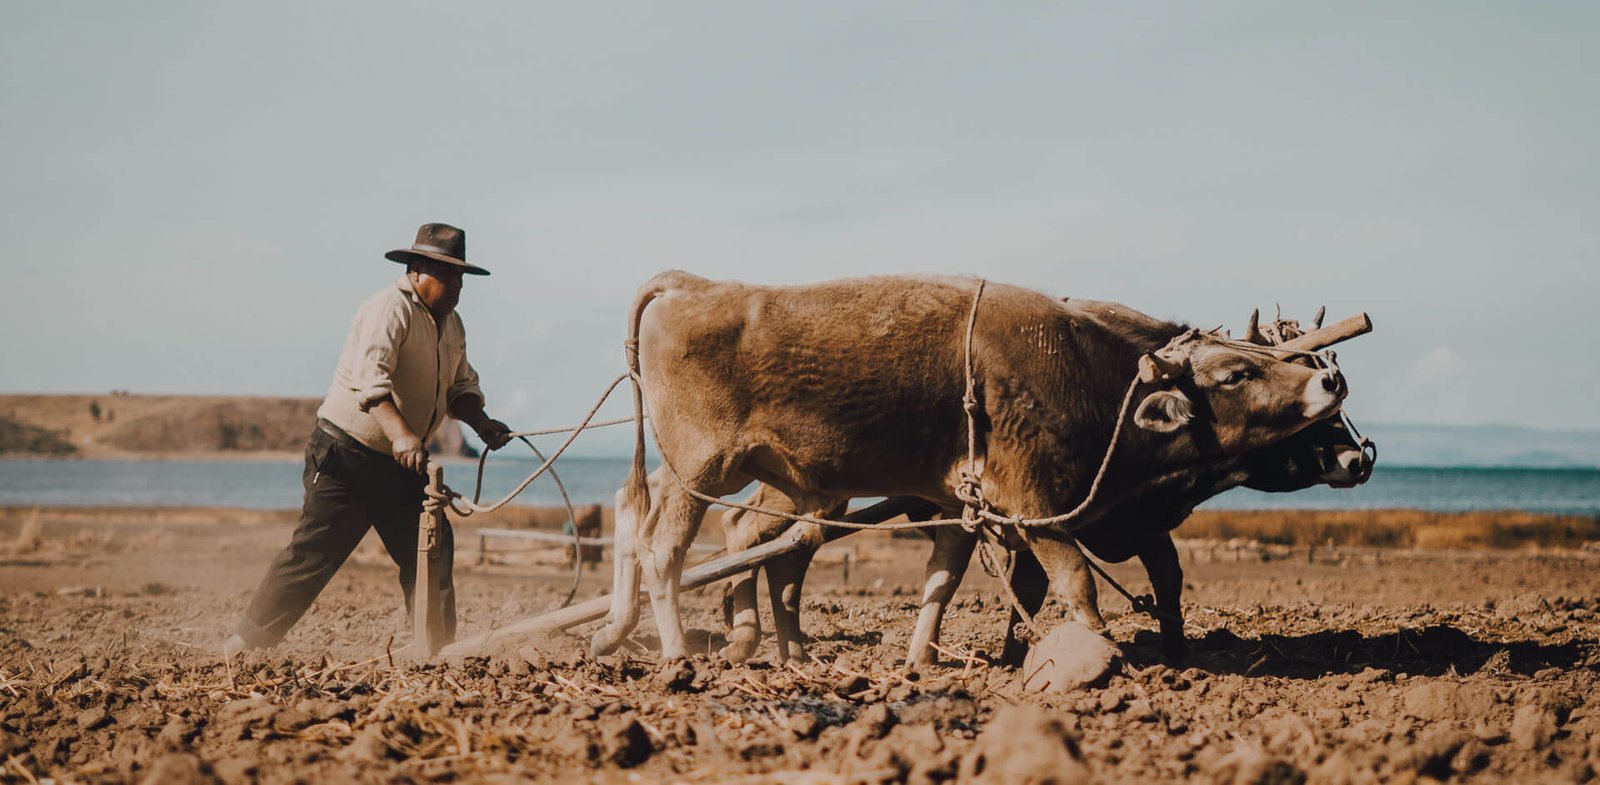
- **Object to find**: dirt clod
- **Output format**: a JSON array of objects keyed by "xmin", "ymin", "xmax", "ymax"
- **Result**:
[
  {"xmin": 604, "ymin": 717, "xmax": 654, "ymax": 768},
  {"xmin": 958, "ymin": 704, "xmax": 1090, "ymax": 784},
  {"xmin": 77, "ymin": 706, "xmax": 112, "ymax": 731},
  {"xmin": 1213, "ymin": 744, "xmax": 1306, "ymax": 785},
  {"xmin": 137, "ymin": 753, "xmax": 215, "ymax": 785},
  {"xmin": 156, "ymin": 717, "xmax": 199, "ymax": 749},
  {"xmin": 1511, "ymin": 705, "xmax": 1558, "ymax": 751}
]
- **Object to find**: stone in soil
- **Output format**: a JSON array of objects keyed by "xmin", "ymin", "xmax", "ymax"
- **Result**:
[{"xmin": 1021, "ymin": 622, "xmax": 1121, "ymax": 692}]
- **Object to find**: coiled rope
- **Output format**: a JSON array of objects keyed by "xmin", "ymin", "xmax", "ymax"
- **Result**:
[{"xmin": 418, "ymin": 374, "xmax": 643, "ymax": 609}]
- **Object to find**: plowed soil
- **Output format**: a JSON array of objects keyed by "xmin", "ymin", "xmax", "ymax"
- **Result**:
[{"xmin": 2, "ymin": 508, "xmax": 1599, "ymax": 784}]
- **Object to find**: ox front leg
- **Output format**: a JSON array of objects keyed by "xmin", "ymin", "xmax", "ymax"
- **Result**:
[
  {"xmin": 1137, "ymin": 533, "xmax": 1187, "ymax": 662},
  {"xmin": 905, "ymin": 527, "xmax": 978, "ymax": 668},
  {"xmin": 717, "ymin": 508, "xmax": 765, "ymax": 664},
  {"xmin": 638, "ymin": 489, "xmax": 710, "ymax": 661},
  {"xmin": 1022, "ymin": 530, "xmax": 1105, "ymax": 635},
  {"xmin": 997, "ymin": 548, "xmax": 1048, "ymax": 668},
  {"xmin": 765, "ymin": 521, "xmax": 825, "ymax": 663}
]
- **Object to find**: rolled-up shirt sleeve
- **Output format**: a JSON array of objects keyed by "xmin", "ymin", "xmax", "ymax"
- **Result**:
[
  {"xmin": 353, "ymin": 303, "xmax": 411, "ymax": 412},
  {"xmin": 447, "ymin": 343, "xmax": 485, "ymax": 410}
]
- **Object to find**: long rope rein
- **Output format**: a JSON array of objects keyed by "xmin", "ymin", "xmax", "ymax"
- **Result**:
[
  {"xmin": 416, "ymin": 373, "xmax": 641, "ymax": 609},
  {"xmin": 422, "ymin": 373, "xmax": 635, "ymax": 519}
]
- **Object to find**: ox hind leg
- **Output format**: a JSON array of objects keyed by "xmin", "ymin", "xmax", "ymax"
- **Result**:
[
  {"xmin": 718, "ymin": 500, "xmax": 783, "ymax": 663},
  {"xmin": 638, "ymin": 477, "xmax": 728, "ymax": 660},
  {"xmin": 905, "ymin": 526, "xmax": 979, "ymax": 667},
  {"xmin": 763, "ymin": 502, "xmax": 842, "ymax": 662},
  {"xmin": 591, "ymin": 480, "xmax": 650, "ymax": 657}
]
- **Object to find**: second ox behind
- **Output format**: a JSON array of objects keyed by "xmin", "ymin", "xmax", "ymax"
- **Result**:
[
  {"xmin": 593, "ymin": 272, "xmax": 1351, "ymax": 661},
  {"xmin": 716, "ymin": 307, "xmax": 1372, "ymax": 667},
  {"xmin": 717, "ymin": 375, "xmax": 1371, "ymax": 667}
]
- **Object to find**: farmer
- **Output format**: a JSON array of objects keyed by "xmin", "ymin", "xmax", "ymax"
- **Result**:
[{"xmin": 225, "ymin": 223, "xmax": 511, "ymax": 655}]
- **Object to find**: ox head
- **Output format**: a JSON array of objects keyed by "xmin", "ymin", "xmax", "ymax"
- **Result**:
[
  {"xmin": 1130, "ymin": 318, "xmax": 1348, "ymax": 455},
  {"xmin": 1232, "ymin": 308, "xmax": 1375, "ymax": 490}
]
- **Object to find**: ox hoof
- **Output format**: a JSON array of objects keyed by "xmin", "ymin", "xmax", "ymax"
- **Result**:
[
  {"xmin": 777, "ymin": 642, "xmax": 810, "ymax": 663},
  {"xmin": 1160, "ymin": 636, "xmax": 1190, "ymax": 664},
  {"xmin": 719, "ymin": 638, "xmax": 759, "ymax": 664},
  {"xmin": 590, "ymin": 626, "xmax": 627, "ymax": 658}
]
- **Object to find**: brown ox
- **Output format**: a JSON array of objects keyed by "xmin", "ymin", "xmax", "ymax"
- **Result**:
[{"xmin": 591, "ymin": 273, "xmax": 1347, "ymax": 660}]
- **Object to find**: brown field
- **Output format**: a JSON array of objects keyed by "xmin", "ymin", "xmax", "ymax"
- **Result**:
[{"xmin": 1, "ymin": 504, "xmax": 1599, "ymax": 783}]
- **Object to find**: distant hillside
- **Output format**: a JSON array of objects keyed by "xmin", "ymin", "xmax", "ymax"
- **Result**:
[
  {"xmin": 1367, "ymin": 423, "xmax": 1600, "ymax": 469},
  {"xmin": 0, "ymin": 415, "xmax": 77, "ymax": 457},
  {"xmin": 0, "ymin": 394, "xmax": 476, "ymax": 460}
]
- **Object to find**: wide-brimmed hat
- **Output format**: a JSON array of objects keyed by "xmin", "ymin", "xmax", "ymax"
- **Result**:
[{"xmin": 385, "ymin": 223, "xmax": 490, "ymax": 276}]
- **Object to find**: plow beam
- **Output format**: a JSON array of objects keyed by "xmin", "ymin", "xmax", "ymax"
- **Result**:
[{"xmin": 439, "ymin": 526, "xmax": 812, "ymax": 658}]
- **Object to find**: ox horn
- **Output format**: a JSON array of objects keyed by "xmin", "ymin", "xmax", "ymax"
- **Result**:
[
  {"xmin": 1275, "ymin": 312, "xmax": 1373, "ymax": 354},
  {"xmin": 1243, "ymin": 309, "xmax": 1268, "ymax": 345},
  {"xmin": 1138, "ymin": 351, "xmax": 1186, "ymax": 384},
  {"xmin": 1312, "ymin": 306, "xmax": 1325, "ymax": 330}
]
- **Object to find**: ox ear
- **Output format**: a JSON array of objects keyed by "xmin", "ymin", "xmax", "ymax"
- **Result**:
[{"xmin": 1133, "ymin": 389, "xmax": 1193, "ymax": 433}]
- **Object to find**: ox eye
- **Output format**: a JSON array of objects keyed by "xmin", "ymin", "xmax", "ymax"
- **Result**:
[{"xmin": 1219, "ymin": 368, "xmax": 1254, "ymax": 386}]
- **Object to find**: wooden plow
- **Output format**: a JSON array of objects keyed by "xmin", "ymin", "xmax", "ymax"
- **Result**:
[{"xmin": 409, "ymin": 311, "xmax": 1374, "ymax": 660}]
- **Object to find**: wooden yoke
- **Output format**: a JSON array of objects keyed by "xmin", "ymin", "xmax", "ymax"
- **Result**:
[
  {"xmin": 1275, "ymin": 313, "xmax": 1373, "ymax": 354},
  {"xmin": 413, "ymin": 462, "xmax": 449, "ymax": 657}
]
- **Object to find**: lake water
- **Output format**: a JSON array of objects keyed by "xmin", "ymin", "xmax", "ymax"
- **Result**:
[{"xmin": 0, "ymin": 459, "xmax": 1596, "ymax": 516}]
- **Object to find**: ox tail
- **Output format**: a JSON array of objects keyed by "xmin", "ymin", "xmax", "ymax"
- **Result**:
[
  {"xmin": 620, "ymin": 270, "xmax": 708, "ymax": 521},
  {"xmin": 622, "ymin": 271, "xmax": 685, "ymax": 530}
]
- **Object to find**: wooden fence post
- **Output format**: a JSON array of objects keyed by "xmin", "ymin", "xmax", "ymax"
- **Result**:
[{"xmin": 413, "ymin": 463, "xmax": 448, "ymax": 657}]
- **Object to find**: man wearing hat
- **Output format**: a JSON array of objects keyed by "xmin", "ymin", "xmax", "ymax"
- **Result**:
[{"xmin": 225, "ymin": 223, "xmax": 512, "ymax": 655}]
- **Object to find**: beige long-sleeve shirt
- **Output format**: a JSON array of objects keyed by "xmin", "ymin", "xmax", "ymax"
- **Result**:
[{"xmin": 317, "ymin": 274, "xmax": 484, "ymax": 454}]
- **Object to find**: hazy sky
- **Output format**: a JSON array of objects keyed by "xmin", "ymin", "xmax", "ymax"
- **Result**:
[{"xmin": 4, "ymin": 3, "xmax": 1596, "ymax": 446}]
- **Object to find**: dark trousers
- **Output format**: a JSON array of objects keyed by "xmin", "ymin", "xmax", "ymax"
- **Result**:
[{"xmin": 236, "ymin": 421, "xmax": 455, "ymax": 647}]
